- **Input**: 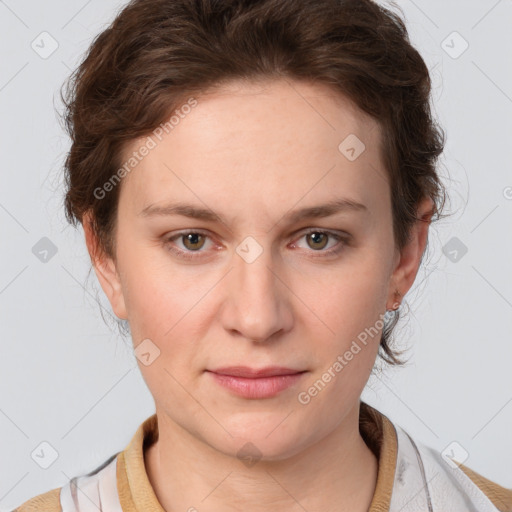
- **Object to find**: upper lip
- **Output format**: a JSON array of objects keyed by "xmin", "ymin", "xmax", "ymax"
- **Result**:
[{"xmin": 208, "ymin": 366, "xmax": 306, "ymax": 378}]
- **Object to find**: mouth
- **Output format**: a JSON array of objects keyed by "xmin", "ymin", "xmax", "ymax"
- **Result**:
[
  {"xmin": 205, "ymin": 366, "xmax": 308, "ymax": 399},
  {"xmin": 207, "ymin": 366, "xmax": 306, "ymax": 378}
]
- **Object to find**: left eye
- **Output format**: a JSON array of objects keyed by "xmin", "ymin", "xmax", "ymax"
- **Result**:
[
  {"xmin": 295, "ymin": 230, "xmax": 338, "ymax": 251},
  {"xmin": 291, "ymin": 229, "xmax": 345, "ymax": 254}
]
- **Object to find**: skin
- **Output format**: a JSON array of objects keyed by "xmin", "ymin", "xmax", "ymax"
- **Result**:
[{"xmin": 84, "ymin": 78, "xmax": 433, "ymax": 511}]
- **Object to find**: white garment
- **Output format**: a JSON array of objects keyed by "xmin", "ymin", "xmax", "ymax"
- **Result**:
[
  {"xmin": 60, "ymin": 453, "xmax": 122, "ymax": 512},
  {"xmin": 389, "ymin": 426, "xmax": 499, "ymax": 511},
  {"xmin": 59, "ymin": 425, "xmax": 501, "ymax": 512}
]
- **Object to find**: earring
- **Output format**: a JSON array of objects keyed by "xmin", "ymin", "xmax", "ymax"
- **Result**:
[{"xmin": 387, "ymin": 289, "xmax": 402, "ymax": 312}]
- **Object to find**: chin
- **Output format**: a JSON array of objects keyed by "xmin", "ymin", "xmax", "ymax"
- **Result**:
[{"xmin": 207, "ymin": 420, "xmax": 310, "ymax": 463}]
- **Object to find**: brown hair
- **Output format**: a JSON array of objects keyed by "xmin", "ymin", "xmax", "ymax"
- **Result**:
[{"xmin": 61, "ymin": 0, "xmax": 447, "ymax": 366}]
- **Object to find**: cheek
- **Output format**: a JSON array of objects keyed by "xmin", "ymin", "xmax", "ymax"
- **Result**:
[
  {"xmin": 299, "ymin": 274, "xmax": 386, "ymax": 405},
  {"xmin": 123, "ymin": 262, "xmax": 204, "ymax": 394},
  {"xmin": 118, "ymin": 240, "xmax": 192, "ymax": 332},
  {"xmin": 122, "ymin": 270, "xmax": 171, "ymax": 339},
  {"xmin": 291, "ymin": 253, "xmax": 390, "ymax": 393},
  {"xmin": 298, "ymin": 257, "xmax": 389, "ymax": 336},
  {"xmin": 119, "ymin": 249, "xmax": 218, "ymax": 380}
]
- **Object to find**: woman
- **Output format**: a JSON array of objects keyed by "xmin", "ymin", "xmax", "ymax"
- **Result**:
[{"xmin": 14, "ymin": 0, "xmax": 511, "ymax": 510}]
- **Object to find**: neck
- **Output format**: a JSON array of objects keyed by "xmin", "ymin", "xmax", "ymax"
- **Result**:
[{"xmin": 144, "ymin": 402, "xmax": 379, "ymax": 512}]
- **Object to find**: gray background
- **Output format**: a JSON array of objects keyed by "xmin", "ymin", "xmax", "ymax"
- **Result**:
[{"xmin": 1, "ymin": 0, "xmax": 511, "ymax": 508}]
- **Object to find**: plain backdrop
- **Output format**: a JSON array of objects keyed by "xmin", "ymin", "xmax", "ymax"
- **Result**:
[{"xmin": 1, "ymin": 0, "xmax": 511, "ymax": 509}]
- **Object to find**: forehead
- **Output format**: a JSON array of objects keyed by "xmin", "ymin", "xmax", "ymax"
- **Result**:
[
  {"xmin": 118, "ymin": 78, "xmax": 386, "ymax": 217},
  {"xmin": 172, "ymin": 78, "xmax": 380, "ymax": 157}
]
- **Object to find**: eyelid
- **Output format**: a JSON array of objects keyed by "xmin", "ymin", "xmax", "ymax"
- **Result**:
[{"xmin": 291, "ymin": 226, "xmax": 351, "ymax": 240}]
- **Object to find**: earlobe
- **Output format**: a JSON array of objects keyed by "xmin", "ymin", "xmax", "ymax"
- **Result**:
[{"xmin": 82, "ymin": 212, "xmax": 128, "ymax": 320}]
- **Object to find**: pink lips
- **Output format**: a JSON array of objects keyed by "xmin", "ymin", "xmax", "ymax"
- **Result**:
[{"xmin": 206, "ymin": 366, "xmax": 307, "ymax": 399}]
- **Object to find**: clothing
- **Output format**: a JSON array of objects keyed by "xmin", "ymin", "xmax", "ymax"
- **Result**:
[{"xmin": 13, "ymin": 401, "xmax": 512, "ymax": 511}]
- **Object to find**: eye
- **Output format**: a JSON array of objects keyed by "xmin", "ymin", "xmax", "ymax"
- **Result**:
[
  {"xmin": 179, "ymin": 232, "xmax": 207, "ymax": 251},
  {"xmin": 164, "ymin": 230, "xmax": 216, "ymax": 260},
  {"xmin": 291, "ymin": 229, "xmax": 349, "ymax": 256}
]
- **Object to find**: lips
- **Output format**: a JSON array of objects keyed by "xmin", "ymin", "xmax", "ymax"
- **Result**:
[
  {"xmin": 207, "ymin": 366, "xmax": 305, "ymax": 378},
  {"xmin": 206, "ymin": 366, "xmax": 308, "ymax": 399}
]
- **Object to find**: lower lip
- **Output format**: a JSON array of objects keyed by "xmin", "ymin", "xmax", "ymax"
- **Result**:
[{"xmin": 207, "ymin": 371, "xmax": 306, "ymax": 399}]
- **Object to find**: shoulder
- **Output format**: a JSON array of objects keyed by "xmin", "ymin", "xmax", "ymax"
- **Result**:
[
  {"xmin": 12, "ymin": 486, "xmax": 62, "ymax": 512},
  {"xmin": 458, "ymin": 462, "xmax": 512, "ymax": 512}
]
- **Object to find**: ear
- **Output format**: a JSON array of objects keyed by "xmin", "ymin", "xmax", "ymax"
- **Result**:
[
  {"xmin": 82, "ymin": 212, "xmax": 128, "ymax": 320},
  {"xmin": 386, "ymin": 197, "xmax": 434, "ymax": 310}
]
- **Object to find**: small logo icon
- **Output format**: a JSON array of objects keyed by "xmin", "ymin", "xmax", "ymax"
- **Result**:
[
  {"xmin": 237, "ymin": 441, "xmax": 262, "ymax": 468},
  {"xmin": 338, "ymin": 134, "xmax": 366, "ymax": 161},
  {"xmin": 134, "ymin": 338, "xmax": 161, "ymax": 366},
  {"xmin": 442, "ymin": 441, "xmax": 469, "ymax": 469},
  {"xmin": 441, "ymin": 31, "xmax": 469, "ymax": 59},
  {"xmin": 31, "ymin": 441, "xmax": 59, "ymax": 469},
  {"xmin": 236, "ymin": 236, "xmax": 264, "ymax": 264},
  {"xmin": 31, "ymin": 32, "xmax": 59, "ymax": 59},
  {"xmin": 442, "ymin": 236, "xmax": 468, "ymax": 263},
  {"xmin": 32, "ymin": 237, "xmax": 58, "ymax": 263}
]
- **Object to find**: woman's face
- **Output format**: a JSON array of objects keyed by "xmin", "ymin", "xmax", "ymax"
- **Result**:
[{"xmin": 88, "ymin": 78, "xmax": 430, "ymax": 460}]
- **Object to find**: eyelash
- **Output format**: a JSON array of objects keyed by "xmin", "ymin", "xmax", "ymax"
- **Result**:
[{"xmin": 164, "ymin": 228, "xmax": 350, "ymax": 261}]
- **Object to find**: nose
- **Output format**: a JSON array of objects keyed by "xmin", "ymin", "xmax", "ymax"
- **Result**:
[{"xmin": 220, "ymin": 243, "xmax": 293, "ymax": 343}]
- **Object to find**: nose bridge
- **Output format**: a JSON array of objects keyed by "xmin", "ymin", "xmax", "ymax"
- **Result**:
[
  {"xmin": 236, "ymin": 246, "xmax": 274, "ymax": 296},
  {"xmin": 223, "ymin": 239, "xmax": 292, "ymax": 341}
]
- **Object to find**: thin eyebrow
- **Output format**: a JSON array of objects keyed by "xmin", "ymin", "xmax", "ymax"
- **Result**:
[{"xmin": 138, "ymin": 198, "xmax": 368, "ymax": 224}]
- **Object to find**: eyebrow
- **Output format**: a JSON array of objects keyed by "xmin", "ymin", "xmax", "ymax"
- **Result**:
[{"xmin": 138, "ymin": 198, "xmax": 368, "ymax": 224}]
